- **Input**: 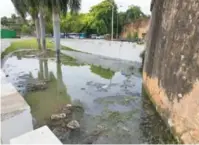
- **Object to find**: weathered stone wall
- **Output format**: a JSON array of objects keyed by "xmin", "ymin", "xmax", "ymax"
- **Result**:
[
  {"xmin": 121, "ymin": 18, "xmax": 150, "ymax": 39},
  {"xmin": 143, "ymin": 0, "xmax": 199, "ymax": 143}
]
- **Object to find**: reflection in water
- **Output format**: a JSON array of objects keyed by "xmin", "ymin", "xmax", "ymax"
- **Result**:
[
  {"xmin": 25, "ymin": 59, "xmax": 71, "ymax": 128},
  {"xmin": 139, "ymin": 88, "xmax": 177, "ymax": 144},
  {"xmin": 44, "ymin": 59, "xmax": 49, "ymax": 79},
  {"xmin": 90, "ymin": 65, "xmax": 115, "ymax": 79},
  {"xmin": 38, "ymin": 59, "xmax": 44, "ymax": 79},
  {"xmin": 2, "ymin": 50, "xmax": 176, "ymax": 143}
]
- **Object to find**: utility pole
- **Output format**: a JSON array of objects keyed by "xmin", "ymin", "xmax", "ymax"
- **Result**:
[
  {"xmin": 111, "ymin": 5, "xmax": 114, "ymax": 41},
  {"xmin": 116, "ymin": 14, "xmax": 119, "ymax": 39}
]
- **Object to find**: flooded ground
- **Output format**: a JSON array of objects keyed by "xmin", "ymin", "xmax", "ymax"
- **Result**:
[{"xmin": 2, "ymin": 50, "xmax": 176, "ymax": 144}]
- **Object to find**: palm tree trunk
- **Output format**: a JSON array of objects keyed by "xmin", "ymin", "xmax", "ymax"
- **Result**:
[
  {"xmin": 35, "ymin": 17, "xmax": 41, "ymax": 50},
  {"xmin": 39, "ymin": 10, "xmax": 46, "ymax": 51},
  {"xmin": 39, "ymin": 60, "xmax": 44, "ymax": 79},
  {"xmin": 52, "ymin": 9, "xmax": 60, "ymax": 62},
  {"xmin": 44, "ymin": 60, "xmax": 48, "ymax": 80}
]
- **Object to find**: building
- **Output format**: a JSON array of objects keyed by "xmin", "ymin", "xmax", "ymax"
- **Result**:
[{"xmin": 121, "ymin": 17, "xmax": 150, "ymax": 40}]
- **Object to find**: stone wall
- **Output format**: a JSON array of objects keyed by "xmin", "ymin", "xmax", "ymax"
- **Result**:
[
  {"xmin": 143, "ymin": 0, "xmax": 199, "ymax": 143},
  {"xmin": 121, "ymin": 18, "xmax": 150, "ymax": 39}
]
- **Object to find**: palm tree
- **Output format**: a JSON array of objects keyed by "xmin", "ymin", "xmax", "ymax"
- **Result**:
[
  {"xmin": 11, "ymin": 0, "xmax": 42, "ymax": 50},
  {"xmin": 45, "ymin": 0, "xmax": 81, "ymax": 61},
  {"xmin": 26, "ymin": 0, "xmax": 42, "ymax": 50},
  {"xmin": 11, "ymin": 0, "xmax": 27, "ymax": 20},
  {"xmin": 38, "ymin": 1, "xmax": 46, "ymax": 51}
]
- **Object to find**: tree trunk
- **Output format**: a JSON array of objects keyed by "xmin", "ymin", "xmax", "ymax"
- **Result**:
[
  {"xmin": 39, "ymin": 60, "xmax": 44, "ymax": 79},
  {"xmin": 39, "ymin": 10, "xmax": 46, "ymax": 51},
  {"xmin": 52, "ymin": 10, "xmax": 60, "ymax": 62},
  {"xmin": 35, "ymin": 17, "xmax": 41, "ymax": 50},
  {"xmin": 44, "ymin": 60, "xmax": 48, "ymax": 80}
]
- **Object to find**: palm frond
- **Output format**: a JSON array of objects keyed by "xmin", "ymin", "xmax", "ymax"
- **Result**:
[
  {"xmin": 69, "ymin": 0, "xmax": 81, "ymax": 14},
  {"xmin": 11, "ymin": 0, "xmax": 27, "ymax": 19}
]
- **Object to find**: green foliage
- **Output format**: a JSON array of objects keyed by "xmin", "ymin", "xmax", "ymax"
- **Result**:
[
  {"xmin": 133, "ymin": 32, "xmax": 138, "ymax": 39},
  {"xmin": 126, "ymin": 32, "xmax": 138, "ymax": 40},
  {"xmin": 1, "ymin": 39, "xmax": 52, "ymax": 58},
  {"xmin": 61, "ymin": 13, "xmax": 88, "ymax": 33},
  {"xmin": 58, "ymin": 0, "xmax": 146, "ymax": 37},
  {"xmin": 127, "ymin": 32, "xmax": 132, "ymax": 40},
  {"xmin": 89, "ymin": 0, "xmax": 117, "ymax": 35},
  {"xmin": 8, "ymin": 0, "xmax": 147, "ymax": 38},
  {"xmin": 44, "ymin": 0, "xmax": 81, "ymax": 15},
  {"xmin": 1, "ymin": 15, "xmax": 25, "ymax": 35},
  {"xmin": 90, "ymin": 65, "xmax": 115, "ymax": 79},
  {"xmin": 124, "ymin": 5, "xmax": 145, "ymax": 23},
  {"xmin": 26, "ymin": 70, "xmax": 71, "ymax": 126},
  {"xmin": 21, "ymin": 24, "xmax": 32, "ymax": 34}
]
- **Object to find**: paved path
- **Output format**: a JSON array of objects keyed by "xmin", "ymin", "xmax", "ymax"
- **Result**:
[
  {"xmin": 61, "ymin": 39, "xmax": 145, "ymax": 62},
  {"xmin": 1, "ymin": 38, "xmax": 23, "ymax": 53},
  {"xmin": 1, "ymin": 39, "xmax": 12, "ymax": 52}
]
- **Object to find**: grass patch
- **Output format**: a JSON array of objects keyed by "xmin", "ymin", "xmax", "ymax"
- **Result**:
[
  {"xmin": 62, "ymin": 45, "xmax": 77, "ymax": 51},
  {"xmin": 90, "ymin": 65, "xmax": 115, "ymax": 79},
  {"xmin": 1, "ymin": 38, "xmax": 75, "ymax": 59},
  {"xmin": 60, "ymin": 54, "xmax": 83, "ymax": 67}
]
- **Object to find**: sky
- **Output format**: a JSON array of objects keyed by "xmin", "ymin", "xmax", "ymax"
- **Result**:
[{"xmin": 0, "ymin": 0, "xmax": 151, "ymax": 17}]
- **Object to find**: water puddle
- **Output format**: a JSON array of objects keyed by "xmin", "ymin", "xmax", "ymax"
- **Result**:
[{"xmin": 2, "ymin": 50, "xmax": 176, "ymax": 144}]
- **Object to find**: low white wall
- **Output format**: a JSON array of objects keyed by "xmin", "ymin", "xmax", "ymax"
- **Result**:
[
  {"xmin": 61, "ymin": 39, "xmax": 145, "ymax": 62},
  {"xmin": 1, "ymin": 70, "xmax": 33, "ymax": 144},
  {"xmin": 10, "ymin": 126, "xmax": 62, "ymax": 144}
]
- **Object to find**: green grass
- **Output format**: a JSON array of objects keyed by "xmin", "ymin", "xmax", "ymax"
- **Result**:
[
  {"xmin": 1, "ymin": 38, "xmax": 75, "ymax": 59},
  {"xmin": 90, "ymin": 65, "xmax": 115, "ymax": 79}
]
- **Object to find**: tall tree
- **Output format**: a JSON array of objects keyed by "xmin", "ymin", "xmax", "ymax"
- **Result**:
[
  {"xmin": 38, "ymin": 1, "xmax": 46, "ymax": 50},
  {"xmin": 88, "ymin": 0, "xmax": 117, "ymax": 35},
  {"xmin": 124, "ymin": 5, "xmax": 146, "ymax": 23},
  {"xmin": 25, "ymin": 0, "xmax": 42, "ymax": 50},
  {"xmin": 11, "ymin": 0, "xmax": 42, "ymax": 50},
  {"xmin": 45, "ymin": 0, "xmax": 81, "ymax": 61}
]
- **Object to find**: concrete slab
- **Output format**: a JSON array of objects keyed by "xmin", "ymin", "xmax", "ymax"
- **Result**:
[
  {"xmin": 1, "ymin": 70, "xmax": 30, "ymax": 120},
  {"xmin": 1, "ymin": 110, "xmax": 33, "ymax": 144},
  {"xmin": 10, "ymin": 126, "xmax": 62, "ymax": 144},
  {"xmin": 1, "ymin": 69, "xmax": 32, "ymax": 143}
]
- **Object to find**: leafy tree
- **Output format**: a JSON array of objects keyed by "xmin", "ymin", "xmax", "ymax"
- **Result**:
[
  {"xmin": 11, "ymin": 0, "xmax": 42, "ymax": 50},
  {"xmin": 1, "ymin": 16, "xmax": 9, "ymax": 26},
  {"xmin": 21, "ymin": 24, "xmax": 32, "ymax": 34},
  {"xmin": 117, "ymin": 12, "xmax": 126, "ymax": 36},
  {"xmin": 11, "ymin": 14, "xmax": 17, "ymax": 20},
  {"xmin": 1, "ymin": 15, "xmax": 25, "ymax": 35},
  {"xmin": 133, "ymin": 32, "xmax": 138, "ymax": 39},
  {"xmin": 127, "ymin": 32, "xmax": 132, "ymax": 40},
  {"xmin": 124, "ymin": 5, "xmax": 146, "ymax": 23},
  {"xmin": 61, "ymin": 13, "xmax": 87, "ymax": 33},
  {"xmin": 89, "ymin": 0, "xmax": 118, "ymax": 35}
]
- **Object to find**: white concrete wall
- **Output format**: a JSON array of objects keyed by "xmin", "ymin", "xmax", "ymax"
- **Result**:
[
  {"xmin": 1, "ymin": 70, "xmax": 33, "ymax": 144},
  {"xmin": 10, "ymin": 126, "xmax": 62, "ymax": 144},
  {"xmin": 1, "ymin": 110, "xmax": 33, "ymax": 144},
  {"xmin": 61, "ymin": 39, "xmax": 145, "ymax": 62}
]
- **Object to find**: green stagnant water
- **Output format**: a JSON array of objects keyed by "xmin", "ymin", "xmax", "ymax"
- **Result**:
[{"xmin": 2, "ymin": 50, "xmax": 177, "ymax": 144}]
